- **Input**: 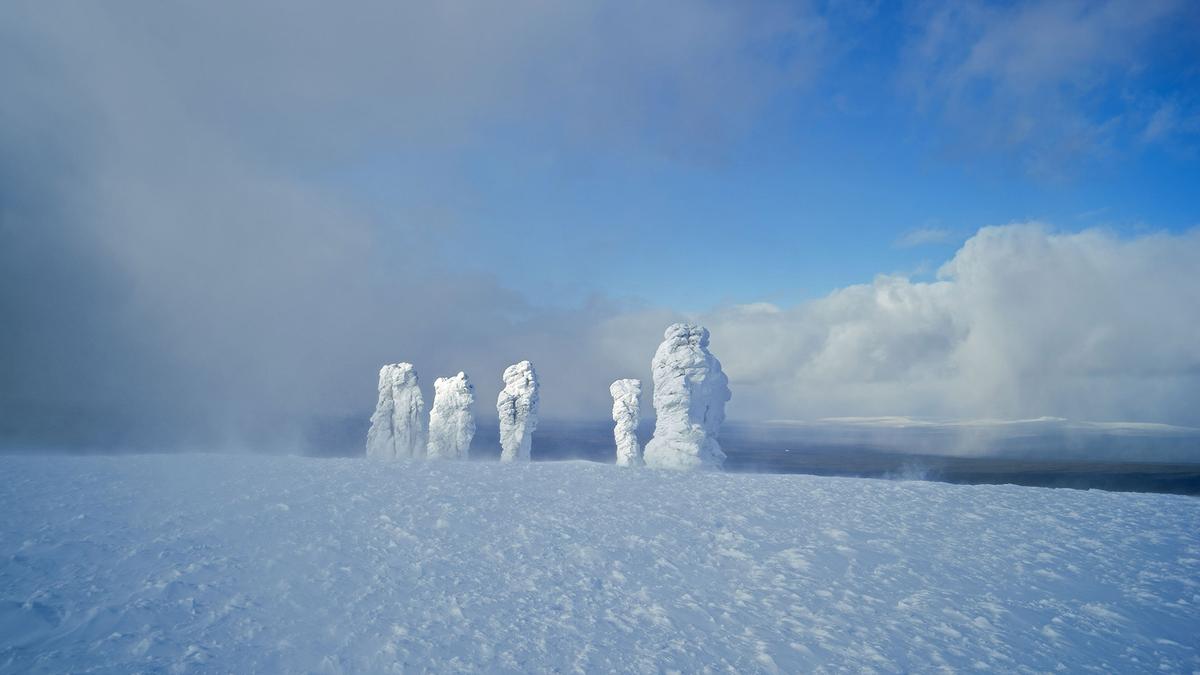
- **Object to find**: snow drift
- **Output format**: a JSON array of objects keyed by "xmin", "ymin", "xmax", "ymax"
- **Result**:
[
  {"xmin": 644, "ymin": 323, "xmax": 731, "ymax": 470},
  {"xmin": 610, "ymin": 378, "xmax": 642, "ymax": 467},
  {"xmin": 365, "ymin": 363, "xmax": 426, "ymax": 460},
  {"xmin": 426, "ymin": 372, "xmax": 475, "ymax": 460},
  {"xmin": 496, "ymin": 361, "xmax": 539, "ymax": 462}
]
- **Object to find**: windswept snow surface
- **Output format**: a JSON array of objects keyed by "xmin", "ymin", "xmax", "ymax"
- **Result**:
[
  {"xmin": 366, "ymin": 363, "xmax": 426, "ymax": 460},
  {"xmin": 496, "ymin": 361, "xmax": 539, "ymax": 463},
  {"xmin": 2, "ymin": 455, "xmax": 1198, "ymax": 673}
]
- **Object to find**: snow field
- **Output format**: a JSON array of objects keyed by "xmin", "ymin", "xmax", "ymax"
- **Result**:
[{"xmin": 0, "ymin": 454, "xmax": 1197, "ymax": 673}]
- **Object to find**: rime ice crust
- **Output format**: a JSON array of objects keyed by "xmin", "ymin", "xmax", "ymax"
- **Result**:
[
  {"xmin": 497, "ymin": 361, "xmax": 539, "ymax": 462},
  {"xmin": 426, "ymin": 372, "xmax": 476, "ymax": 460},
  {"xmin": 643, "ymin": 323, "xmax": 731, "ymax": 470},
  {"xmin": 610, "ymin": 379, "xmax": 642, "ymax": 467},
  {"xmin": 366, "ymin": 363, "xmax": 426, "ymax": 460}
]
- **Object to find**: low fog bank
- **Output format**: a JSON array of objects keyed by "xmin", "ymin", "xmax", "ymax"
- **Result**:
[
  {"xmin": 740, "ymin": 417, "xmax": 1200, "ymax": 463},
  {"xmin": 7, "ymin": 413, "xmax": 1197, "ymax": 494},
  {"xmin": 717, "ymin": 420, "xmax": 1200, "ymax": 496},
  {"xmin": 308, "ymin": 415, "xmax": 1200, "ymax": 495},
  {"xmin": 311, "ymin": 415, "xmax": 1200, "ymax": 463},
  {"xmin": 11, "ymin": 413, "xmax": 1196, "ymax": 464}
]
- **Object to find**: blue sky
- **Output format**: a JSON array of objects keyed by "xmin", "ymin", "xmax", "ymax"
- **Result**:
[{"xmin": 324, "ymin": 0, "xmax": 1200, "ymax": 311}]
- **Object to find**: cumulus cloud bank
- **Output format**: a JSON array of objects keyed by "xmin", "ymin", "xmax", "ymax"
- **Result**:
[{"xmin": 689, "ymin": 224, "xmax": 1200, "ymax": 425}]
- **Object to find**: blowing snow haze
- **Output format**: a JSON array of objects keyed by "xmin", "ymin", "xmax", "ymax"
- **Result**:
[{"xmin": 2, "ymin": 1, "xmax": 1200, "ymax": 459}]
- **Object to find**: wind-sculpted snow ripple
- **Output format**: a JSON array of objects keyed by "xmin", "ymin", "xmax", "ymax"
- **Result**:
[{"xmin": 0, "ymin": 455, "xmax": 1197, "ymax": 672}]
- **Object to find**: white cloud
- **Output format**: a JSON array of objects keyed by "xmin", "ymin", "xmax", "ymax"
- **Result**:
[
  {"xmin": 675, "ymin": 224, "xmax": 1200, "ymax": 425},
  {"xmin": 1142, "ymin": 102, "xmax": 1181, "ymax": 143},
  {"xmin": 897, "ymin": 226, "xmax": 956, "ymax": 247}
]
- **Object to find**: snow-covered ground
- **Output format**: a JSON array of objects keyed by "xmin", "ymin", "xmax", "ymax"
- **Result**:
[{"xmin": 1, "ymin": 455, "xmax": 1197, "ymax": 673}]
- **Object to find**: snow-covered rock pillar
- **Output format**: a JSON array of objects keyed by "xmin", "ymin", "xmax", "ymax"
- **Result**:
[
  {"xmin": 426, "ymin": 372, "xmax": 476, "ymax": 460},
  {"xmin": 366, "ymin": 363, "xmax": 426, "ymax": 460},
  {"xmin": 497, "ymin": 361, "xmax": 539, "ymax": 462},
  {"xmin": 643, "ymin": 323, "xmax": 731, "ymax": 470},
  {"xmin": 610, "ymin": 379, "xmax": 642, "ymax": 467}
]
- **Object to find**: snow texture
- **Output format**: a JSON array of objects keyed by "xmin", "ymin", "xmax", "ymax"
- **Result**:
[
  {"xmin": 644, "ymin": 323, "xmax": 731, "ymax": 470},
  {"xmin": 610, "ymin": 378, "xmax": 642, "ymax": 467},
  {"xmin": 1, "ymin": 454, "xmax": 1197, "ymax": 673},
  {"xmin": 426, "ymin": 372, "xmax": 475, "ymax": 460},
  {"xmin": 365, "ymin": 363, "xmax": 426, "ymax": 460},
  {"xmin": 496, "ymin": 361, "xmax": 539, "ymax": 463}
]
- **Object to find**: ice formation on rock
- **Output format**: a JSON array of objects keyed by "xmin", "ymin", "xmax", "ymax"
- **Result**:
[
  {"xmin": 426, "ymin": 372, "xmax": 476, "ymax": 460},
  {"xmin": 497, "ymin": 361, "xmax": 539, "ymax": 462},
  {"xmin": 644, "ymin": 323, "xmax": 731, "ymax": 470},
  {"xmin": 610, "ymin": 379, "xmax": 642, "ymax": 467},
  {"xmin": 365, "ymin": 363, "xmax": 426, "ymax": 460}
]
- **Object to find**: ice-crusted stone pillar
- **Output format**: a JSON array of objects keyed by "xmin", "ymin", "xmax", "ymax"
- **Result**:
[
  {"xmin": 610, "ymin": 379, "xmax": 642, "ymax": 467},
  {"xmin": 643, "ymin": 323, "xmax": 731, "ymax": 470},
  {"xmin": 366, "ymin": 363, "xmax": 426, "ymax": 460},
  {"xmin": 497, "ymin": 361, "xmax": 539, "ymax": 462},
  {"xmin": 426, "ymin": 372, "xmax": 476, "ymax": 460}
]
